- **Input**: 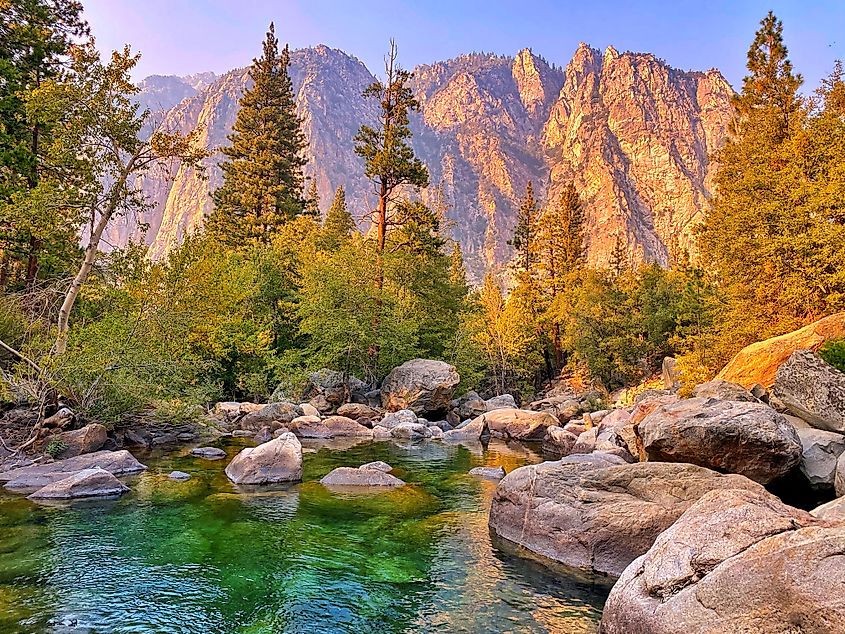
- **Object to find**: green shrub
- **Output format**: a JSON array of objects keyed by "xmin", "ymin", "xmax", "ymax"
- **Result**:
[
  {"xmin": 819, "ymin": 339, "xmax": 845, "ymax": 373},
  {"xmin": 45, "ymin": 439, "xmax": 68, "ymax": 458}
]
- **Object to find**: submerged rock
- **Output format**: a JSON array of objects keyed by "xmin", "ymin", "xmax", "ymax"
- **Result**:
[
  {"xmin": 28, "ymin": 467, "xmax": 129, "ymax": 500},
  {"xmin": 320, "ymin": 466, "xmax": 405, "ymax": 487},
  {"xmin": 489, "ymin": 454, "xmax": 762, "ymax": 577},
  {"xmin": 637, "ymin": 397, "xmax": 802, "ymax": 484},
  {"xmin": 360, "ymin": 461, "xmax": 392, "ymax": 473},
  {"xmin": 168, "ymin": 471, "xmax": 191, "ymax": 481},
  {"xmin": 191, "ymin": 447, "xmax": 226, "ymax": 460},
  {"xmin": 469, "ymin": 466, "xmax": 506, "ymax": 480},
  {"xmin": 224, "ymin": 433, "xmax": 302, "ymax": 485},
  {"xmin": 288, "ymin": 414, "xmax": 373, "ymax": 439},
  {"xmin": 600, "ymin": 488, "xmax": 844, "ymax": 634},
  {"xmin": 380, "ymin": 359, "xmax": 459, "ymax": 415}
]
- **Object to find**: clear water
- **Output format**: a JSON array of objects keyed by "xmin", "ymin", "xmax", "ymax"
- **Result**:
[{"xmin": 0, "ymin": 437, "xmax": 608, "ymax": 633}]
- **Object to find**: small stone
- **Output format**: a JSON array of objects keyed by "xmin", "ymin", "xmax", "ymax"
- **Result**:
[
  {"xmin": 360, "ymin": 461, "xmax": 393, "ymax": 472},
  {"xmin": 469, "ymin": 465, "xmax": 506, "ymax": 480},
  {"xmin": 168, "ymin": 471, "xmax": 191, "ymax": 481},
  {"xmin": 191, "ymin": 447, "xmax": 226, "ymax": 459}
]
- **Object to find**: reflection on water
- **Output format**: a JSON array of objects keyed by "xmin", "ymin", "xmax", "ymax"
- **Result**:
[{"xmin": 0, "ymin": 438, "xmax": 607, "ymax": 633}]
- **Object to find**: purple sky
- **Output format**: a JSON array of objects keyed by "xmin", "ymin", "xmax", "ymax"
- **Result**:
[{"xmin": 83, "ymin": 0, "xmax": 844, "ymax": 92}]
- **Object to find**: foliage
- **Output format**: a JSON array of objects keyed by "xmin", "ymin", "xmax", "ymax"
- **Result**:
[
  {"xmin": 206, "ymin": 23, "xmax": 307, "ymax": 245},
  {"xmin": 508, "ymin": 182, "xmax": 540, "ymax": 273},
  {"xmin": 44, "ymin": 438, "xmax": 67, "ymax": 458},
  {"xmin": 318, "ymin": 186, "xmax": 355, "ymax": 251},
  {"xmin": 819, "ymin": 339, "xmax": 845, "ymax": 374}
]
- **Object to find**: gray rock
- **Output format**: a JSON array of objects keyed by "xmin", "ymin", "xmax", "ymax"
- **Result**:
[
  {"xmin": 239, "ymin": 402, "xmax": 303, "ymax": 430},
  {"xmin": 485, "ymin": 394, "xmax": 518, "ymax": 411},
  {"xmin": 836, "ymin": 451, "xmax": 845, "ymax": 497},
  {"xmin": 428, "ymin": 425, "xmax": 443, "ymax": 439},
  {"xmin": 28, "ymin": 467, "xmax": 129, "ymax": 500},
  {"xmin": 52, "ymin": 423, "xmax": 108, "ymax": 458},
  {"xmin": 796, "ymin": 427, "xmax": 845, "ymax": 487},
  {"xmin": 442, "ymin": 414, "xmax": 486, "ymax": 441},
  {"xmin": 543, "ymin": 426, "xmax": 579, "ymax": 456},
  {"xmin": 231, "ymin": 430, "xmax": 252, "ymax": 438},
  {"xmin": 253, "ymin": 426, "xmax": 273, "ymax": 444},
  {"xmin": 168, "ymin": 471, "xmax": 191, "ymax": 481},
  {"xmin": 379, "ymin": 409, "xmax": 418, "ymax": 429},
  {"xmin": 773, "ymin": 349, "xmax": 845, "ymax": 433},
  {"xmin": 489, "ymin": 454, "xmax": 762, "ymax": 577},
  {"xmin": 2, "ymin": 450, "xmax": 147, "ymax": 492},
  {"xmin": 482, "ymin": 408, "xmax": 557, "ymax": 440},
  {"xmin": 389, "ymin": 422, "xmax": 432, "ymax": 440},
  {"xmin": 662, "ymin": 356, "xmax": 680, "ymax": 390},
  {"xmin": 381, "ymin": 359, "xmax": 459, "ymax": 415},
  {"xmin": 360, "ymin": 461, "xmax": 392, "ymax": 473},
  {"xmin": 224, "ymin": 433, "xmax": 302, "ymax": 485},
  {"xmin": 320, "ymin": 466, "xmax": 405, "ymax": 487},
  {"xmin": 469, "ymin": 465, "xmax": 506, "ymax": 480},
  {"xmin": 191, "ymin": 447, "xmax": 226, "ymax": 460},
  {"xmin": 600, "ymin": 488, "xmax": 841, "ymax": 634},
  {"xmin": 288, "ymin": 415, "xmax": 373, "ymax": 438},
  {"xmin": 691, "ymin": 378, "xmax": 757, "ymax": 402},
  {"xmin": 637, "ymin": 397, "xmax": 802, "ymax": 484}
]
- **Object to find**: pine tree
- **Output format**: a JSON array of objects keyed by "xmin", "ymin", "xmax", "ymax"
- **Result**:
[
  {"xmin": 354, "ymin": 39, "xmax": 429, "ymax": 373},
  {"xmin": 609, "ymin": 234, "xmax": 627, "ymax": 277},
  {"xmin": 319, "ymin": 186, "xmax": 355, "ymax": 250},
  {"xmin": 304, "ymin": 179, "xmax": 320, "ymax": 217},
  {"xmin": 509, "ymin": 181, "xmax": 539, "ymax": 273},
  {"xmin": 207, "ymin": 23, "xmax": 307, "ymax": 245}
]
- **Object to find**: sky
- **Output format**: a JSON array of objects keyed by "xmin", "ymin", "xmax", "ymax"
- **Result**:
[{"xmin": 82, "ymin": 0, "xmax": 844, "ymax": 93}]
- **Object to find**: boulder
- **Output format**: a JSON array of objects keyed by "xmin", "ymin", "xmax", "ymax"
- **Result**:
[
  {"xmin": 254, "ymin": 426, "xmax": 273, "ymax": 444},
  {"xmin": 455, "ymin": 391, "xmax": 487, "ymax": 420},
  {"xmin": 489, "ymin": 454, "xmax": 762, "ymax": 577},
  {"xmin": 53, "ymin": 423, "xmax": 108, "ymax": 458},
  {"xmin": 428, "ymin": 426, "xmax": 443, "ymax": 439},
  {"xmin": 372, "ymin": 425, "xmax": 391, "ymax": 439},
  {"xmin": 299, "ymin": 403, "xmax": 320, "ymax": 417},
  {"xmin": 442, "ymin": 414, "xmax": 486, "ymax": 441},
  {"xmin": 239, "ymin": 402, "xmax": 303, "ymax": 430},
  {"xmin": 812, "ymin": 496, "xmax": 845, "ymax": 521},
  {"xmin": 380, "ymin": 359, "xmax": 459, "ymax": 415},
  {"xmin": 571, "ymin": 428, "xmax": 598, "ymax": 454},
  {"xmin": 2, "ymin": 450, "xmax": 146, "ymax": 492},
  {"xmin": 320, "ymin": 466, "xmax": 405, "ymax": 487},
  {"xmin": 379, "ymin": 409, "xmax": 418, "ymax": 429},
  {"xmin": 389, "ymin": 422, "xmax": 432, "ymax": 440},
  {"xmin": 485, "ymin": 394, "xmax": 518, "ymax": 411},
  {"xmin": 772, "ymin": 349, "xmax": 845, "ymax": 433},
  {"xmin": 336, "ymin": 403, "xmax": 380, "ymax": 420},
  {"xmin": 661, "ymin": 357, "xmax": 680, "ymax": 390},
  {"xmin": 717, "ymin": 312, "xmax": 845, "ymax": 389},
  {"xmin": 690, "ymin": 379, "xmax": 756, "ymax": 402},
  {"xmin": 796, "ymin": 427, "xmax": 845, "ymax": 488},
  {"xmin": 542, "ymin": 426, "xmax": 578, "ymax": 456},
  {"xmin": 168, "ymin": 471, "xmax": 191, "ymax": 481},
  {"xmin": 191, "ymin": 447, "xmax": 226, "ymax": 460},
  {"xmin": 469, "ymin": 466, "xmax": 506, "ymax": 480},
  {"xmin": 212, "ymin": 402, "xmax": 242, "ymax": 420},
  {"xmin": 27, "ymin": 467, "xmax": 129, "ymax": 500},
  {"xmin": 637, "ymin": 398, "xmax": 802, "ymax": 484},
  {"xmin": 836, "ymin": 452, "xmax": 845, "ymax": 497},
  {"xmin": 360, "ymin": 461, "xmax": 392, "ymax": 473},
  {"xmin": 224, "ymin": 433, "xmax": 302, "ymax": 485},
  {"xmin": 482, "ymin": 408, "xmax": 557, "ymax": 441},
  {"xmin": 600, "ymin": 488, "xmax": 845, "ymax": 634},
  {"xmin": 288, "ymin": 415, "xmax": 372, "ymax": 439},
  {"xmin": 528, "ymin": 395, "xmax": 582, "ymax": 422},
  {"xmin": 301, "ymin": 369, "xmax": 367, "ymax": 408}
]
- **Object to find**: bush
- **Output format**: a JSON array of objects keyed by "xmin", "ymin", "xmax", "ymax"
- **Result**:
[
  {"xmin": 819, "ymin": 339, "xmax": 845, "ymax": 374},
  {"xmin": 45, "ymin": 439, "xmax": 68, "ymax": 458}
]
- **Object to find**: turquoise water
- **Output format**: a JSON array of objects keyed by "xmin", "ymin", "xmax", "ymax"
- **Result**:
[{"xmin": 0, "ymin": 438, "xmax": 607, "ymax": 633}]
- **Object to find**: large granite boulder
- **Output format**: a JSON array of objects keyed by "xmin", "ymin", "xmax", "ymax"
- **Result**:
[
  {"xmin": 224, "ymin": 433, "xmax": 302, "ymax": 485},
  {"xmin": 52, "ymin": 423, "xmax": 108, "ymax": 458},
  {"xmin": 28, "ymin": 467, "xmax": 129, "ymax": 500},
  {"xmin": 442, "ymin": 414, "xmax": 487, "ymax": 441},
  {"xmin": 287, "ymin": 415, "xmax": 373, "ymax": 439},
  {"xmin": 2, "ymin": 450, "xmax": 147, "ymax": 492},
  {"xmin": 299, "ymin": 369, "xmax": 367, "ymax": 409},
  {"xmin": 489, "ymin": 454, "xmax": 762, "ymax": 577},
  {"xmin": 320, "ymin": 466, "xmax": 405, "ymax": 487},
  {"xmin": 543, "ymin": 426, "xmax": 579, "ymax": 456},
  {"xmin": 379, "ymin": 409, "xmax": 418, "ymax": 429},
  {"xmin": 637, "ymin": 398, "xmax": 802, "ymax": 484},
  {"xmin": 796, "ymin": 427, "xmax": 845, "ymax": 488},
  {"xmin": 336, "ymin": 403, "xmax": 380, "ymax": 421},
  {"xmin": 380, "ymin": 359, "xmax": 459, "ymax": 415},
  {"xmin": 239, "ymin": 402, "xmax": 303, "ymax": 431},
  {"xmin": 772, "ymin": 350, "xmax": 845, "ymax": 433},
  {"xmin": 718, "ymin": 313, "xmax": 845, "ymax": 389},
  {"xmin": 482, "ymin": 408, "xmax": 557, "ymax": 441},
  {"xmin": 600, "ymin": 488, "xmax": 844, "ymax": 634},
  {"xmin": 690, "ymin": 379, "xmax": 756, "ymax": 402}
]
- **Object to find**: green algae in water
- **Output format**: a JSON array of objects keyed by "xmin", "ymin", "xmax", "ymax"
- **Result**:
[{"xmin": 0, "ymin": 439, "xmax": 607, "ymax": 633}]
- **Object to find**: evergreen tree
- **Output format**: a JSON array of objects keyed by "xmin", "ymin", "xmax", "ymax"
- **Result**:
[
  {"xmin": 207, "ymin": 23, "xmax": 307, "ymax": 245},
  {"xmin": 508, "ymin": 181, "xmax": 539, "ymax": 273},
  {"xmin": 609, "ymin": 234, "xmax": 628, "ymax": 277},
  {"xmin": 0, "ymin": 0, "xmax": 88, "ymax": 289},
  {"xmin": 354, "ymin": 39, "xmax": 429, "ymax": 373},
  {"xmin": 304, "ymin": 179, "xmax": 320, "ymax": 217},
  {"xmin": 319, "ymin": 186, "xmax": 355, "ymax": 250}
]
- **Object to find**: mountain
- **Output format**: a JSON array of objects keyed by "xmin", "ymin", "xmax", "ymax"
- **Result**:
[{"xmin": 115, "ymin": 44, "xmax": 734, "ymax": 281}]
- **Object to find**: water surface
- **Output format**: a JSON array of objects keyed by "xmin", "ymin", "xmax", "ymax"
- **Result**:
[{"xmin": 0, "ymin": 438, "xmax": 607, "ymax": 633}]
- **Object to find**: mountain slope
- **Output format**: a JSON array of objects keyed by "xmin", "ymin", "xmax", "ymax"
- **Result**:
[{"xmin": 118, "ymin": 43, "xmax": 734, "ymax": 280}]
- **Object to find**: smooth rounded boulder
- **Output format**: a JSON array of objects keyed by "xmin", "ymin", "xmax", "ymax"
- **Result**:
[
  {"xmin": 27, "ymin": 467, "xmax": 129, "ymax": 500},
  {"xmin": 52, "ymin": 423, "xmax": 108, "ymax": 458},
  {"xmin": 239, "ymin": 402, "xmax": 303, "ymax": 431},
  {"xmin": 636, "ymin": 397, "xmax": 801, "ymax": 484},
  {"xmin": 224, "ymin": 433, "xmax": 302, "ymax": 485},
  {"xmin": 482, "ymin": 408, "xmax": 557, "ymax": 440},
  {"xmin": 320, "ymin": 466, "xmax": 405, "ymax": 487},
  {"xmin": 489, "ymin": 454, "xmax": 762, "ymax": 577},
  {"xmin": 288, "ymin": 415, "xmax": 373, "ymax": 438},
  {"xmin": 600, "ymin": 488, "xmax": 845, "ymax": 634},
  {"xmin": 2, "ymin": 450, "xmax": 147, "ymax": 492},
  {"xmin": 380, "ymin": 359, "xmax": 459, "ymax": 415}
]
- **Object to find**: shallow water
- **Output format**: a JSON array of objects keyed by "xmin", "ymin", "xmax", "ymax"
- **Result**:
[{"xmin": 0, "ymin": 437, "xmax": 608, "ymax": 633}]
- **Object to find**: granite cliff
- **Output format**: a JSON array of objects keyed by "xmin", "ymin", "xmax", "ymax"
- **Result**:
[{"xmin": 113, "ymin": 43, "xmax": 734, "ymax": 280}]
